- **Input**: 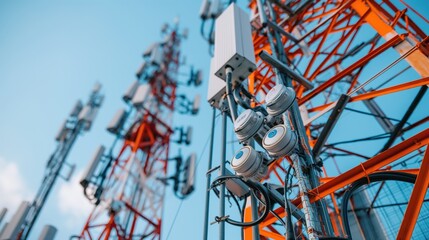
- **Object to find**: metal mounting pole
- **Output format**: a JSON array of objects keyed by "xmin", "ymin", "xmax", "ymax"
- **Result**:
[
  {"xmin": 203, "ymin": 107, "xmax": 217, "ymax": 240},
  {"xmin": 290, "ymin": 153, "xmax": 318, "ymax": 240},
  {"xmin": 225, "ymin": 67, "xmax": 237, "ymax": 122},
  {"xmin": 257, "ymin": 0, "xmax": 331, "ymax": 236},
  {"xmin": 218, "ymin": 99, "xmax": 228, "ymax": 240},
  {"xmin": 20, "ymin": 86, "xmax": 103, "ymax": 239},
  {"xmin": 248, "ymin": 140, "xmax": 261, "ymax": 240}
]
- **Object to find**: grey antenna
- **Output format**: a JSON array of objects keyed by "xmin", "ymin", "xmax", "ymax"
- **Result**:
[
  {"xmin": 69, "ymin": 100, "xmax": 83, "ymax": 117},
  {"xmin": 150, "ymin": 45, "xmax": 163, "ymax": 66},
  {"xmin": 199, "ymin": 0, "xmax": 211, "ymax": 19},
  {"xmin": 161, "ymin": 23, "xmax": 169, "ymax": 34},
  {"xmin": 182, "ymin": 28, "xmax": 189, "ymax": 39},
  {"xmin": 191, "ymin": 95, "xmax": 201, "ymax": 115},
  {"xmin": 92, "ymin": 82, "xmax": 102, "ymax": 93},
  {"xmin": 209, "ymin": 0, "xmax": 222, "ymax": 18},
  {"xmin": 85, "ymin": 106, "xmax": 101, "ymax": 131},
  {"xmin": 132, "ymin": 84, "xmax": 151, "ymax": 107},
  {"xmin": 38, "ymin": 225, "xmax": 57, "ymax": 240},
  {"xmin": 0, "ymin": 201, "xmax": 30, "ymax": 240},
  {"xmin": 185, "ymin": 127, "xmax": 193, "ymax": 145},
  {"xmin": 181, "ymin": 153, "xmax": 197, "ymax": 196},
  {"xmin": 123, "ymin": 80, "xmax": 139, "ymax": 102},
  {"xmin": 143, "ymin": 43, "xmax": 158, "ymax": 57},
  {"xmin": 136, "ymin": 62, "xmax": 148, "ymax": 79},
  {"xmin": 106, "ymin": 109, "xmax": 127, "ymax": 135},
  {"xmin": 80, "ymin": 145, "xmax": 105, "ymax": 188},
  {"xmin": 77, "ymin": 105, "xmax": 91, "ymax": 122},
  {"xmin": 54, "ymin": 119, "xmax": 69, "ymax": 142},
  {"xmin": 195, "ymin": 69, "xmax": 203, "ymax": 86}
]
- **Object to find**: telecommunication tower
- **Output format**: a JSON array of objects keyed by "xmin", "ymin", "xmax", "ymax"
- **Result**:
[
  {"xmin": 0, "ymin": 84, "xmax": 103, "ymax": 240},
  {"xmin": 200, "ymin": 0, "xmax": 429, "ymax": 239},
  {"xmin": 74, "ymin": 21, "xmax": 201, "ymax": 239}
]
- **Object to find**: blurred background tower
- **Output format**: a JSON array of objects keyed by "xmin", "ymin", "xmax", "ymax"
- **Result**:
[
  {"xmin": 200, "ymin": 0, "xmax": 429, "ymax": 239},
  {"xmin": 0, "ymin": 85, "xmax": 103, "ymax": 240},
  {"xmin": 74, "ymin": 21, "xmax": 201, "ymax": 239}
]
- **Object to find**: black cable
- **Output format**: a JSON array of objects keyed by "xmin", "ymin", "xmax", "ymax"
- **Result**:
[
  {"xmin": 211, "ymin": 177, "xmax": 271, "ymax": 227},
  {"xmin": 344, "ymin": 107, "xmax": 403, "ymax": 124},
  {"xmin": 224, "ymin": 181, "xmax": 271, "ymax": 227},
  {"xmin": 288, "ymin": 167, "xmax": 295, "ymax": 195},
  {"xmin": 374, "ymin": 66, "xmax": 411, "ymax": 90},
  {"xmin": 225, "ymin": 67, "xmax": 238, "ymax": 121},
  {"xmin": 380, "ymin": 86, "xmax": 427, "ymax": 152},
  {"xmin": 284, "ymin": 165, "xmax": 295, "ymax": 240},
  {"xmin": 325, "ymin": 133, "xmax": 390, "ymax": 147},
  {"xmin": 210, "ymin": 175, "xmax": 243, "ymax": 189},
  {"xmin": 208, "ymin": 19, "xmax": 215, "ymax": 44},
  {"xmin": 200, "ymin": 20, "xmax": 208, "ymax": 41},
  {"xmin": 228, "ymin": 189, "xmax": 242, "ymax": 214},
  {"xmin": 348, "ymin": 198, "xmax": 429, "ymax": 212},
  {"xmin": 208, "ymin": 20, "xmax": 215, "ymax": 56},
  {"xmin": 233, "ymin": 88, "xmax": 251, "ymax": 109},
  {"xmin": 341, "ymin": 172, "xmax": 417, "ymax": 239},
  {"xmin": 390, "ymin": 152, "xmax": 423, "ymax": 169},
  {"xmin": 165, "ymin": 200, "xmax": 184, "ymax": 240},
  {"xmin": 270, "ymin": 209, "xmax": 286, "ymax": 227}
]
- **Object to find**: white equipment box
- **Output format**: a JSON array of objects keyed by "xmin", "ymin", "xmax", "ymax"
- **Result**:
[
  {"xmin": 214, "ymin": 3, "xmax": 256, "ymax": 83},
  {"xmin": 207, "ymin": 57, "xmax": 226, "ymax": 108}
]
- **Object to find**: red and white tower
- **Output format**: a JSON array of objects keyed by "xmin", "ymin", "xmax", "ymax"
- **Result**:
[{"xmin": 75, "ymin": 22, "xmax": 200, "ymax": 240}]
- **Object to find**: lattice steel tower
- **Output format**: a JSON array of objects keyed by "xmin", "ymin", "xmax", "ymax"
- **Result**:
[
  {"xmin": 200, "ymin": 0, "xmax": 429, "ymax": 239},
  {"xmin": 0, "ymin": 84, "xmax": 103, "ymax": 240},
  {"xmin": 74, "ymin": 22, "xmax": 201, "ymax": 239}
]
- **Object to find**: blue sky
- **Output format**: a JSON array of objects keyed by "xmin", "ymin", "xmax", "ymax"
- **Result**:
[
  {"xmin": 1, "ymin": 1, "xmax": 429, "ymax": 240},
  {"xmin": 0, "ymin": 1, "xmax": 225, "ymax": 239}
]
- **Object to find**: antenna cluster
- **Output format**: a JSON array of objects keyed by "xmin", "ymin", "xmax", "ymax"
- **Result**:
[
  {"xmin": 201, "ymin": 1, "xmax": 429, "ymax": 240},
  {"xmin": 74, "ymin": 21, "xmax": 202, "ymax": 239},
  {"xmin": 2, "ymin": 1, "xmax": 429, "ymax": 239},
  {"xmin": 0, "ymin": 84, "xmax": 103, "ymax": 240}
]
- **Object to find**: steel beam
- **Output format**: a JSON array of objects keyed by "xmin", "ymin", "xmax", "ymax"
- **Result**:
[{"xmin": 397, "ymin": 145, "xmax": 429, "ymax": 239}]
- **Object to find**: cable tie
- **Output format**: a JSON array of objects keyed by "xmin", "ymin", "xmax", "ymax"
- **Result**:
[
  {"xmin": 210, "ymin": 215, "xmax": 230, "ymax": 225},
  {"xmin": 359, "ymin": 163, "xmax": 371, "ymax": 184}
]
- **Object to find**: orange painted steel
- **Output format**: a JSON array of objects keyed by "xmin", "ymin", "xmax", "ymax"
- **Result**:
[
  {"xmin": 319, "ymin": 168, "xmax": 421, "ymax": 183},
  {"xmin": 350, "ymin": 76, "xmax": 429, "ymax": 102},
  {"xmin": 297, "ymin": 33, "xmax": 404, "ymax": 105},
  {"xmin": 79, "ymin": 118, "xmax": 170, "ymax": 239},
  {"xmin": 307, "ymin": 128, "xmax": 429, "ymax": 203},
  {"xmin": 240, "ymin": 0, "xmax": 429, "ymax": 239},
  {"xmin": 243, "ymin": 203, "xmax": 253, "ymax": 239},
  {"xmin": 397, "ymin": 145, "xmax": 429, "ymax": 239},
  {"xmin": 260, "ymin": 127, "xmax": 429, "ymax": 232},
  {"xmin": 308, "ymin": 75, "xmax": 429, "ymax": 112}
]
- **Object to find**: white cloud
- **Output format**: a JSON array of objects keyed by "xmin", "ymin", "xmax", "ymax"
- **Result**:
[
  {"xmin": 0, "ymin": 158, "xmax": 93, "ymax": 230},
  {"xmin": 0, "ymin": 156, "xmax": 31, "ymax": 212},
  {"xmin": 57, "ymin": 170, "xmax": 93, "ymax": 228}
]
